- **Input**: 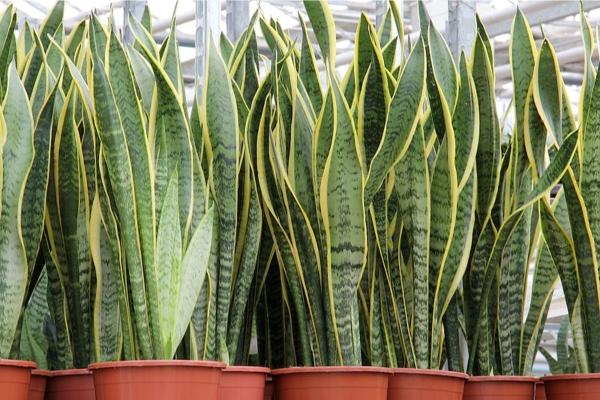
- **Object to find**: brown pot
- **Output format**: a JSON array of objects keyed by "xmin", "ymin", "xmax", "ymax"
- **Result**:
[
  {"xmin": 90, "ymin": 360, "xmax": 225, "ymax": 400},
  {"xmin": 388, "ymin": 368, "xmax": 468, "ymax": 400},
  {"xmin": 46, "ymin": 369, "xmax": 95, "ymax": 400},
  {"xmin": 464, "ymin": 376, "xmax": 537, "ymax": 400},
  {"xmin": 536, "ymin": 381, "xmax": 547, "ymax": 400},
  {"xmin": 219, "ymin": 366, "xmax": 270, "ymax": 400},
  {"xmin": 264, "ymin": 376, "xmax": 273, "ymax": 400},
  {"xmin": 28, "ymin": 370, "xmax": 51, "ymax": 400},
  {"xmin": 0, "ymin": 359, "xmax": 36, "ymax": 400},
  {"xmin": 272, "ymin": 366, "xmax": 391, "ymax": 400},
  {"xmin": 542, "ymin": 373, "xmax": 600, "ymax": 400}
]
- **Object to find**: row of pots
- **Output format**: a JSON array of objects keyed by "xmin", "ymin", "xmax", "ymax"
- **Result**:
[{"xmin": 1, "ymin": 359, "xmax": 596, "ymax": 400}]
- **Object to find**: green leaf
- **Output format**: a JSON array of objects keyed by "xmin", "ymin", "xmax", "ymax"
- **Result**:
[
  {"xmin": 203, "ymin": 38, "xmax": 239, "ymax": 362},
  {"xmin": 0, "ymin": 64, "xmax": 34, "ymax": 358},
  {"xmin": 320, "ymin": 74, "xmax": 367, "ymax": 365},
  {"xmin": 534, "ymin": 39, "xmax": 563, "ymax": 144},
  {"xmin": 364, "ymin": 38, "xmax": 426, "ymax": 205},
  {"xmin": 302, "ymin": 0, "xmax": 336, "ymax": 65}
]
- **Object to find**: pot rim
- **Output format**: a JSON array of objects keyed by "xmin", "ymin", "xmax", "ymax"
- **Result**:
[
  {"xmin": 271, "ymin": 366, "xmax": 392, "ymax": 376},
  {"xmin": 223, "ymin": 366, "xmax": 271, "ymax": 373},
  {"xmin": 468, "ymin": 375, "xmax": 538, "ymax": 383},
  {"xmin": 391, "ymin": 368, "xmax": 468, "ymax": 379},
  {"xmin": 47, "ymin": 368, "xmax": 92, "ymax": 377},
  {"xmin": 31, "ymin": 369, "xmax": 52, "ymax": 377},
  {"xmin": 89, "ymin": 360, "xmax": 226, "ymax": 370},
  {"xmin": 0, "ymin": 359, "xmax": 36, "ymax": 369},
  {"xmin": 541, "ymin": 372, "xmax": 600, "ymax": 382}
]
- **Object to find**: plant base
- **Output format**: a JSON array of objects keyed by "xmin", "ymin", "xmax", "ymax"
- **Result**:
[
  {"xmin": 219, "ymin": 366, "xmax": 270, "ymax": 400},
  {"xmin": 542, "ymin": 373, "xmax": 600, "ymax": 400},
  {"xmin": 388, "ymin": 368, "xmax": 468, "ymax": 400},
  {"xmin": 46, "ymin": 369, "xmax": 95, "ymax": 400},
  {"xmin": 0, "ymin": 359, "xmax": 36, "ymax": 400},
  {"xmin": 272, "ymin": 366, "xmax": 390, "ymax": 400},
  {"xmin": 89, "ymin": 360, "xmax": 224, "ymax": 400},
  {"xmin": 28, "ymin": 370, "xmax": 50, "ymax": 400},
  {"xmin": 464, "ymin": 376, "xmax": 537, "ymax": 400}
]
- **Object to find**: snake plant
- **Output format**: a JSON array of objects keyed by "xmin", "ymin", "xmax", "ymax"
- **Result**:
[
  {"xmin": 538, "ymin": 5, "xmax": 600, "ymax": 374},
  {"xmin": 465, "ymin": 9, "xmax": 579, "ymax": 376}
]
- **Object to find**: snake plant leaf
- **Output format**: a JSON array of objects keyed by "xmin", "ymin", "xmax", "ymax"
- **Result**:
[
  {"xmin": 314, "ymin": 89, "xmax": 334, "ymax": 195},
  {"xmin": 92, "ymin": 53, "xmax": 154, "ymax": 359},
  {"xmin": 561, "ymin": 168, "xmax": 600, "ymax": 371},
  {"xmin": 353, "ymin": 14, "xmax": 376, "ymax": 106},
  {"xmin": 395, "ymin": 123, "xmax": 430, "ymax": 368},
  {"xmin": 19, "ymin": 269, "xmax": 50, "ymax": 369},
  {"xmin": 377, "ymin": 8, "xmax": 393, "ymax": 45},
  {"xmin": 389, "ymin": 0, "xmax": 404, "ymax": 56},
  {"xmin": 520, "ymin": 241, "xmax": 558, "ymax": 374},
  {"xmin": 171, "ymin": 206, "xmax": 215, "ymax": 358},
  {"xmin": 472, "ymin": 34, "xmax": 501, "ymax": 219},
  {"xmin": 128, "ymin": 13, "xmax": 159, "ymax": 58},
  {"xmin": 382, "ymin": 38, "xmax": 398, "ymax": 71},
  {"xmin": 128, "ymin": 47, "xmax": 156, "ymax": 114},
  {"xmin": 524, "ymin": 130, "xmax": 578, "ymax": 206},
  {"xmin": 467, "ymin": 210, "xmax": 524, "ymax": 373},
  {"xmin": 454, "ymin": 53, "xmax": 479, "ymax": 191},
  {"xmin": 21, "ymin": 84, "xmax": 56, "ymax": 275},
  {"xmin": 89, "ymin": 193, "xmax": 123, "ymax": 362},
  {"xmin": 426, "ymin": 23, "xmax": 458, "ymax": 139},
  {"xmin": 579, "ymin": 7, "xmax": 596, "ymax": 128},
  {"xmin": 220, "ymin": 33, "xmax": 234, "ymax": 64},
  {"xmin": 320, "ymin": 74, "xmax": 367, "ymax": 365},
  {"xmin": 498, "ymin": 170, "xmax": 533, "ymax": 375},
  {"xmin": 160, "ymin": 17, "xmax": 186, "ymax": 100},
  {"xmin": 107, "ymin": 27, "xmax": 156, "ymax": 294},
  {"xmin": 50, "ymin": 88, "xmax": 92, "ymax": 368},
  {"xmin": 228, "ymin": 160, "xmax": 262, "ymax": 362},
  {"xmin": 140, "ymin": 41, "xmax": 194, "ymax": 239},
  {"xmin": 0, "ymin": 5, "xmax": 16, "ymax": 97},
  {"xmin": 203, "ymin": 37, "xmax": 239, "ymax": 362},
  {"xmin": 524, "ymin": 86, "xmax": 547, "ymax": 179},
  {"xmin": 299, "ymin": 15, "xmax": 323, "ymax": 114},
  {"xmin": 0, "ymin": 64, "xmax": 34, "ymax": 358},
  {"xmin": 364, "ymin": 38, "xmax": 426, "ymax": 205},
  {"xmin": 534, "ymin": 39, "xmax": 563, "ymax": 144},
  {"xmin": 511, "ymin": 8, "xmax": 537, "ymax": 131},
  {"xmin": 359, "ymin": 27, "xmax": 389, "ymax": 170},
  {"xmin": 302, "ymin": 0, "xmax": 336, "ymax": 66},
  {"xmin": 540, "ymin": 199, "xmax": 578, "ymax": 316},
  {"xmin": 22, "ymin": 1, "xmax": 63, "ymax": 94},
  {"xmin": 156, "ymin": 171, "xmax": 182, "ymax": 358}
]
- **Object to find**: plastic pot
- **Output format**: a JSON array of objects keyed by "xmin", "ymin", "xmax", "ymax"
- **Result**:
[
  {"xmin": 542, "ymin": 373, "xmax": 600, "ymax": 400},
  {"xmin": 464, "ymin": 376, "xmax": 537, "ymax": 400},
  {"xmin": 0, "ymin": 359, "xmax": 36, "ymax": 400},
  {"xmin": 28, "ymin": 370, "xmax": 50, "ymax": 400},
  {"xmin": 46, "ymin": 369, "xmax": 95, "ymax": 400},
  {"xmin": 272, "ymin": 366, "xmax": 391, "ymax": 400},
  {"xmin": 388, "ymin": 368, "xmax": 468, "ymax": 400},
  {"xmin": 536, "ymin": 381, "xmax": 547, "ymax": 400},
  {"xmin": 264, "ymin": 376, "xmax": 273, "ymax": 400},
  {"xmin": 219, "ymin": 366, "xmax": 270, "ymax": 400},
  {"xmin": 90, "ymin": 360, "xmax": 225, "ymax": 400}
]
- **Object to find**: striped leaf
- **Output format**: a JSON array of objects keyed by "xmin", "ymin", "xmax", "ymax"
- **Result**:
[{"xmin": 0, "ymin": 65, "xmax": 34, "ymax": 358}]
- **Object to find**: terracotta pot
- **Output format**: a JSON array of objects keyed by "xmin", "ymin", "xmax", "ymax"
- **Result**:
[
  {"xmin": 28, "ymin": 370, "xmax": 51, "ymax": 400},
  {"xmin": 219, "ymin": 366, "xmax": 270, "ymax": 400},
  {"xmin": 46, "ymin": 369, "xmax": 95, "ymax": 400},
  {"xmin": 90, "ymin": 360, "xmax": 225, "ymax": 400},
  {"xmin": 542, "ymin": 373, "xmax": 600, "ymax": 400},
  {"xmin": 0, "ymin": 359, "xmax": 36, "ymax": 400},
  {"xmin": 388, "ymin": 368, "xmax": 468, "ymax": 400},
  {"xmin": 272, "ymin": 366, "xmax": 391, "ymax": 400},
  {"xmin": 264, "ymin": 376, "xmax": 273, "ymax": 400},
  {"xmin": 536, "ymin": 381, "xmax": 547, "ymax": 400},
  {"xmin": 464, "ymin": 376, "xmax": 537, "ymax": 400}
]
